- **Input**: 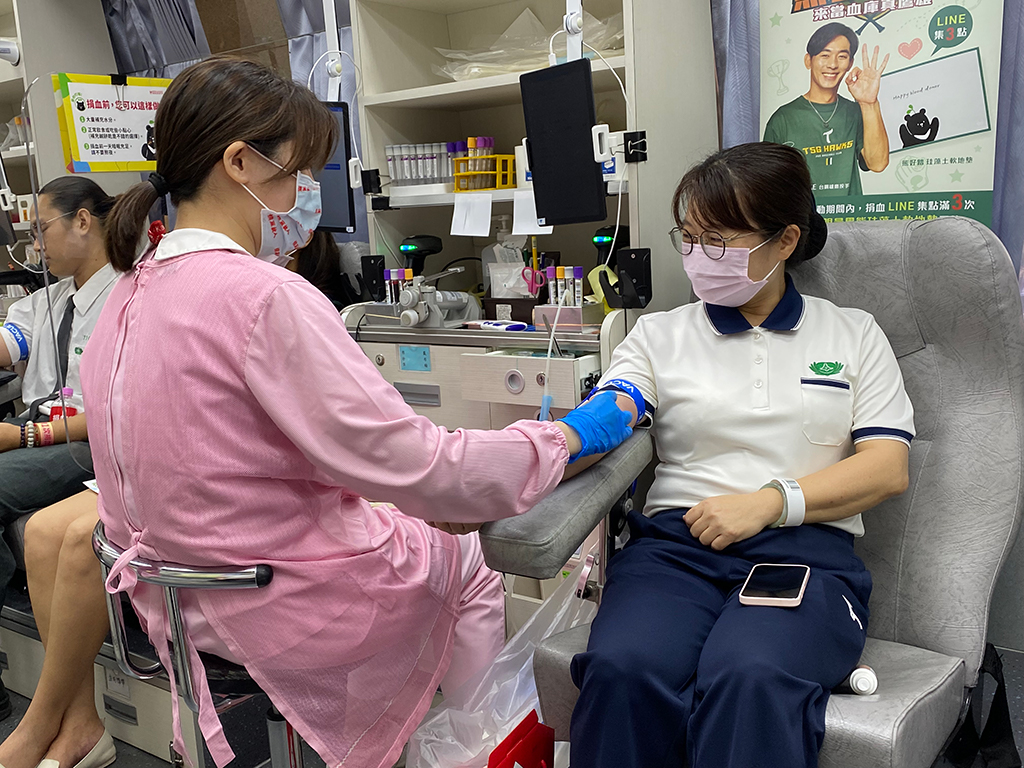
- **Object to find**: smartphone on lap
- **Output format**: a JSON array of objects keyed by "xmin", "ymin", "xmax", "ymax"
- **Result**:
[{"xmin": 738, "ymin": 563, "xmax": 811, "ymax": 607}]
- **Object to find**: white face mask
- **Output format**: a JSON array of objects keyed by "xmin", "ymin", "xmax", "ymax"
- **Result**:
[
  {"xmin": 682, "ymin": 238, "xmax": 781, "ymax": 307},
  {"xmin": 241, "ymin": 147, "xmax": 322, "ymax": 266}
]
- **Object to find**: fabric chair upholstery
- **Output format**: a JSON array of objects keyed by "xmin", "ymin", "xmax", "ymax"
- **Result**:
[{"xmin": 485, "ymin": 218, "xmax": 1024, "ymax": 768}]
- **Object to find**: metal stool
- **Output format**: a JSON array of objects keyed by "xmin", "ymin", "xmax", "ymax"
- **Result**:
[{"xmin": 92, "ymin": 522, "xmax": 305, "ymax": 767}]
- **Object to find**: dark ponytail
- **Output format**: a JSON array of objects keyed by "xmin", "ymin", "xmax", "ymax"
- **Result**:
[
  {"xmin": 105, "ymin": 55, "xmax": 338, "ymax": 273},
  {"xmin": 672, "ymin": 142, "xmax": 828, "ymax": 267},
  {"xmin": 38, "ymin": 176, "xmax": 116, "ymax": 225},
  {"xmin": 106, "ymin": 181, "xmax": 160, "ymax": 272}
]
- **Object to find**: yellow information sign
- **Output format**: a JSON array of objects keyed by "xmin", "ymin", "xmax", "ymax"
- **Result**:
[{"xmin": 53, "ymin": 73, "xmax": 171, "ymax": 173}]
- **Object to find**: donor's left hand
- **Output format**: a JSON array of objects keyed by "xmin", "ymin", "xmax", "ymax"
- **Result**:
[{"xmin": 683, "ymin": 489, "xmax": 784, "ymax": 551}]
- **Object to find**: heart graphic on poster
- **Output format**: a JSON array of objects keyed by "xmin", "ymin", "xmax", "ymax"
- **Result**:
[{"xmin": 899, "ymin": 39, "xmax": 923, "ymax": 59}]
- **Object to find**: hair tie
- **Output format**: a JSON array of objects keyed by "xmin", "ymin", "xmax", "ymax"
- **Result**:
[
  {"xmin": 148, "ymin": 172, "xmax": 169, "ymax": 197},
  {"xmin": 148, "ymin": 220, "xmax": 167, "ymax": 246}
]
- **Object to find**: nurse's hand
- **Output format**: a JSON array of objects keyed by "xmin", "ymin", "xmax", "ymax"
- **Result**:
[
  {"xmin": 0, "ymin": 423, "xmax": 21, "ymax": 453},
  {"xmin": 683, "ymin": 489, "xmax": 784, "ymax": 551},
  {"xmin": 427, "ymin": 521, "xmax": 484, "ymax": 536}
]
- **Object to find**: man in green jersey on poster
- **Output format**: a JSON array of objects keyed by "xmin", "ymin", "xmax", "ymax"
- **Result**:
[{"xmin": 764, "ymin": 23, "xmax": 890, "ymax": 198}]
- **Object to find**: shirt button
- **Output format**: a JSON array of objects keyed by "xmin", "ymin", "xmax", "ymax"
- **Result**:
[
  {"xmin": 754, "ymin": 356, "xmax": 763, "ymax": 364},
  {"xmin": 754, "ymin": 380, "xmax": 763, "ymax": 389},
  {"xmin": 753, "ymin": 332, "xmax": 762, "ymax": 340}
]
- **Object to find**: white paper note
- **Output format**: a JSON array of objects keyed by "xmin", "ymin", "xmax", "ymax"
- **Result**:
[
  {"xmin": 451, "ymin": 193, "xmax": 493, "ymax": 237},
  {"xmin": 512, "ymin": 189, "xmax": 554, "ymax": 235}
]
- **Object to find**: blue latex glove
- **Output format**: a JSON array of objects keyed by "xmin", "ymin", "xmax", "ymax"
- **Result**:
[{"xmin": 558, "ymin": 391, "xmax": 634, "ymax": 463}]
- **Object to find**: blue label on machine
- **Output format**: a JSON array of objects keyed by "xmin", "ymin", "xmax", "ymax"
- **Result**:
[
  {"xmin": 602, "ymin": 157, "xmax": 616, "ymax": 176},
  {"xmin": 399, "ymin": 346, "xmax": 431, "ymax": 372}
]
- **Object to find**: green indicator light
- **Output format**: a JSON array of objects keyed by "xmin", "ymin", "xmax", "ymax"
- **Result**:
[
  {"xmin": 593, "ymin": 236, "xmax": 613, "ymax": 243},
  {"xmin": 400, "ymin": 244, "xmax": 418, "ymax": 251}
]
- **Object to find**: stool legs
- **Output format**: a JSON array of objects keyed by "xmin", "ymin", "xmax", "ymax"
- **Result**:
[
  {"xmin": 267, "ymin": 706, "xmax": 305, "ymax": 768},
  {"xmin": 169, "ymin": 741, "xmax": 186, "ymax": 767}
]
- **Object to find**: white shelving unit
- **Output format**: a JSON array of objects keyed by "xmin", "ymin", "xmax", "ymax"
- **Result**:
[
  {"xmin": 347, "ymin": 0, "xmax": 719, "ymax": 622},
  {"xmin": 362, "ymin": 53, "xmax": 626, "ymax": 109},
  {"xmin": 0, "ymin": 0, "xmax": 27, "ymax": 252},
  {"xmin": 0, "ymin": 2, "xmax": 136, "ymax": 192},
  {"xmin": 349, "ymin": 0, "xmax": 718, "ymax": 311},
  {"xmin": 0, "ymin": 0, "xmax": 135, "ymax": 265},
  {"xmin": 350, "ymin": 0, "xmax": 632, "ymax": 286},
  {"xmin": 389, "ymin": 186, "xmax": 517, "ymax": 208}
]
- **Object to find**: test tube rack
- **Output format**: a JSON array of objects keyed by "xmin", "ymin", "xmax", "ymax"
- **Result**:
[{"xmin": 453, "ymin": 155, "xmax": 516, "ymax": 193}]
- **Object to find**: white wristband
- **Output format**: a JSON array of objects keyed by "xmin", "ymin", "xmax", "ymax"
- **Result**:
[
  {"xmin": 774, "ymin": 478, "xmax": 805, "ymax": 527},
  {"xmin": 762, "ymin": 478, "xmax": 806, "ymax": 528}
]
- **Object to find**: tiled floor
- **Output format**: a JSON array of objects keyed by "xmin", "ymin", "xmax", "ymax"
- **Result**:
[
  {"xmin": 1, "ymin": 650, "xmax": 1023, "ymax": 767},
  {"xmin": 0, "ymin": 690, "xmax": 172, "ymax": 767},
  {"xmin": 0, "ymin": 690, "xmax": 327, "ymax": 768},
  {"xmin": 999, "ymin": 648, "xmax": 1024, "ymax": 756}
]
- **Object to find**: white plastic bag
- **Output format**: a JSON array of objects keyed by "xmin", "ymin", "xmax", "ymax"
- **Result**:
[
  {"xmin": 489, "ymin": 264, "xmax": 532, "ymax": 299},
  {"xmin": 433, "ymin": 10, "xmax": 624, "ymax": 82},
  {"xmin": 407, "ymin": 565, "xmax": 597, "ymax": 768}
]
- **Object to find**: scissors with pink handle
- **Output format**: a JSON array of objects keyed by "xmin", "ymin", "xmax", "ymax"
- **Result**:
[{"xmin": 522, "ymin": 265, "xmax": 546, "ymax": 296}]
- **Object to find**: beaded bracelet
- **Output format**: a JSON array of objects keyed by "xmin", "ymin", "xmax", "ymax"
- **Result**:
[
  {"xmin": 25, "ymin": 421, "xmax": 35, "ymax": 449},
  {"xmin": 19, "ymin": 423, "xmax": 26, "ymax": 449}
]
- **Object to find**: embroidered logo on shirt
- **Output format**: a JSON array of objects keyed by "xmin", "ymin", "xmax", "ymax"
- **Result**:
[{"xmin": 809, "ymin": 361, "xmax": 844, "ymax": 376}]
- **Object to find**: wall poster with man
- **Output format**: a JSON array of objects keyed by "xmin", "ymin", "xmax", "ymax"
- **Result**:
[{"xmin": 760, "ymin": 0, "xmax": 1004, "ymax": 226}]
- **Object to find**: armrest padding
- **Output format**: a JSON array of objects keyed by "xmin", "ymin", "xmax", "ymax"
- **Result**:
[{"xmin": 479, "ymin": 429, "xmax": 653, "ymax": 579}]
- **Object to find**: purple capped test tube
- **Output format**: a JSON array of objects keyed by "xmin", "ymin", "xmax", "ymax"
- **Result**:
[{"xmin": 546, "ymin": 266, "xmax": 559, "ymax": 305}]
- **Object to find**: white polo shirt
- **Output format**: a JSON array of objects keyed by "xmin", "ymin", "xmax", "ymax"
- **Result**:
[
  {"xmin": 1, "ymin": 263, "xmax": 119, "ymax": 415},
  {"xmin": 600, "ymin": 275, "xmax": 915, "ymax": 536}
]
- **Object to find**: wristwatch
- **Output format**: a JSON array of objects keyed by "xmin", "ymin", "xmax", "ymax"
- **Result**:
[{"xmin": 762, "ymin": 478, "xmax": 806, "ymax": 528}]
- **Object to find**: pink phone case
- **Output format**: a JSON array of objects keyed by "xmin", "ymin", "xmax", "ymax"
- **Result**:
[{"xmin": 738, "ymin": 563, "xmax": 810, "ymax": 607}]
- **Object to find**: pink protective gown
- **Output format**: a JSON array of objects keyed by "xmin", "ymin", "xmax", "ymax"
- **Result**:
[{"xmin": 81, "ymin": 235, "xmax": 569, "ymax": 767}]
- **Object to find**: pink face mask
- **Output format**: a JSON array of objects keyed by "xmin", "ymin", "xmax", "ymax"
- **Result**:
[{"xmin": 682, "ymin": 238, "xmax": 781, "ymax": 307}]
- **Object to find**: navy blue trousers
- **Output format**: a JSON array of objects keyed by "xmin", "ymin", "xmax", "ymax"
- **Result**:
[{"xmin": 569, "ymin": 510, "xmax": 872, "ymax": 768}]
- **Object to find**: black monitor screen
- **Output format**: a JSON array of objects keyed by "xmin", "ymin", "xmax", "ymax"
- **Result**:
[
  {"xmin": 316, "ymin": 102, "xmax": 357, "ymax": 233},
  {"xmin": 520, "ymin": 59, "xmax": 607, "ymax": 227}
]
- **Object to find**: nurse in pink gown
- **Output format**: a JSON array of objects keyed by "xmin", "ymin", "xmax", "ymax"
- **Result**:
[{"xmin": 83, "ymin": 56, "xmax": 633, "ymax": 768}]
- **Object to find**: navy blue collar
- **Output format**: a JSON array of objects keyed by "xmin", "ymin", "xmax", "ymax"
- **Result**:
[{"xmin": 704, "ymin": 273, "xmax": 805, "ymax": 335}]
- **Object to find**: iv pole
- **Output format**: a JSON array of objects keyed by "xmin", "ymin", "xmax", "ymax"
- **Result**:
[
  {"xmin": 320, "ymin": 0, "xmax": 362, "ymax": 188},
  {"xmin": 564, "ymin": 0, "xmax": 584, "ymax": 63},
  {"xmin": 322, "ymin": 0, "xmax": 342, "ymax": 102}
]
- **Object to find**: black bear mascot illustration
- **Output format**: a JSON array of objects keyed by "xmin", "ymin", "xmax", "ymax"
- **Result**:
[
  {"xmin": 141, "ymin": 124, "xmax": 156, "ymax": 161},
  {"xmin": 900, "ymin": 108, "xmax": 939, "ymax": 148}
]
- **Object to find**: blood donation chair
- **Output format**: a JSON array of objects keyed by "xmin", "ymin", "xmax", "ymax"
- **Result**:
[
  {"xmin": 92, "ymin": 522, "xmax": 307, "ymax": 768},
  {"xmin": 479, "ymin": 217, "xmax": 1024, "ymax": 768}
]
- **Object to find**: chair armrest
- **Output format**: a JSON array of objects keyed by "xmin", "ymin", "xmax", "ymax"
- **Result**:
[{"xmin": 479, "ymin": 429, "xmax": 653, "ymax": 579}]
